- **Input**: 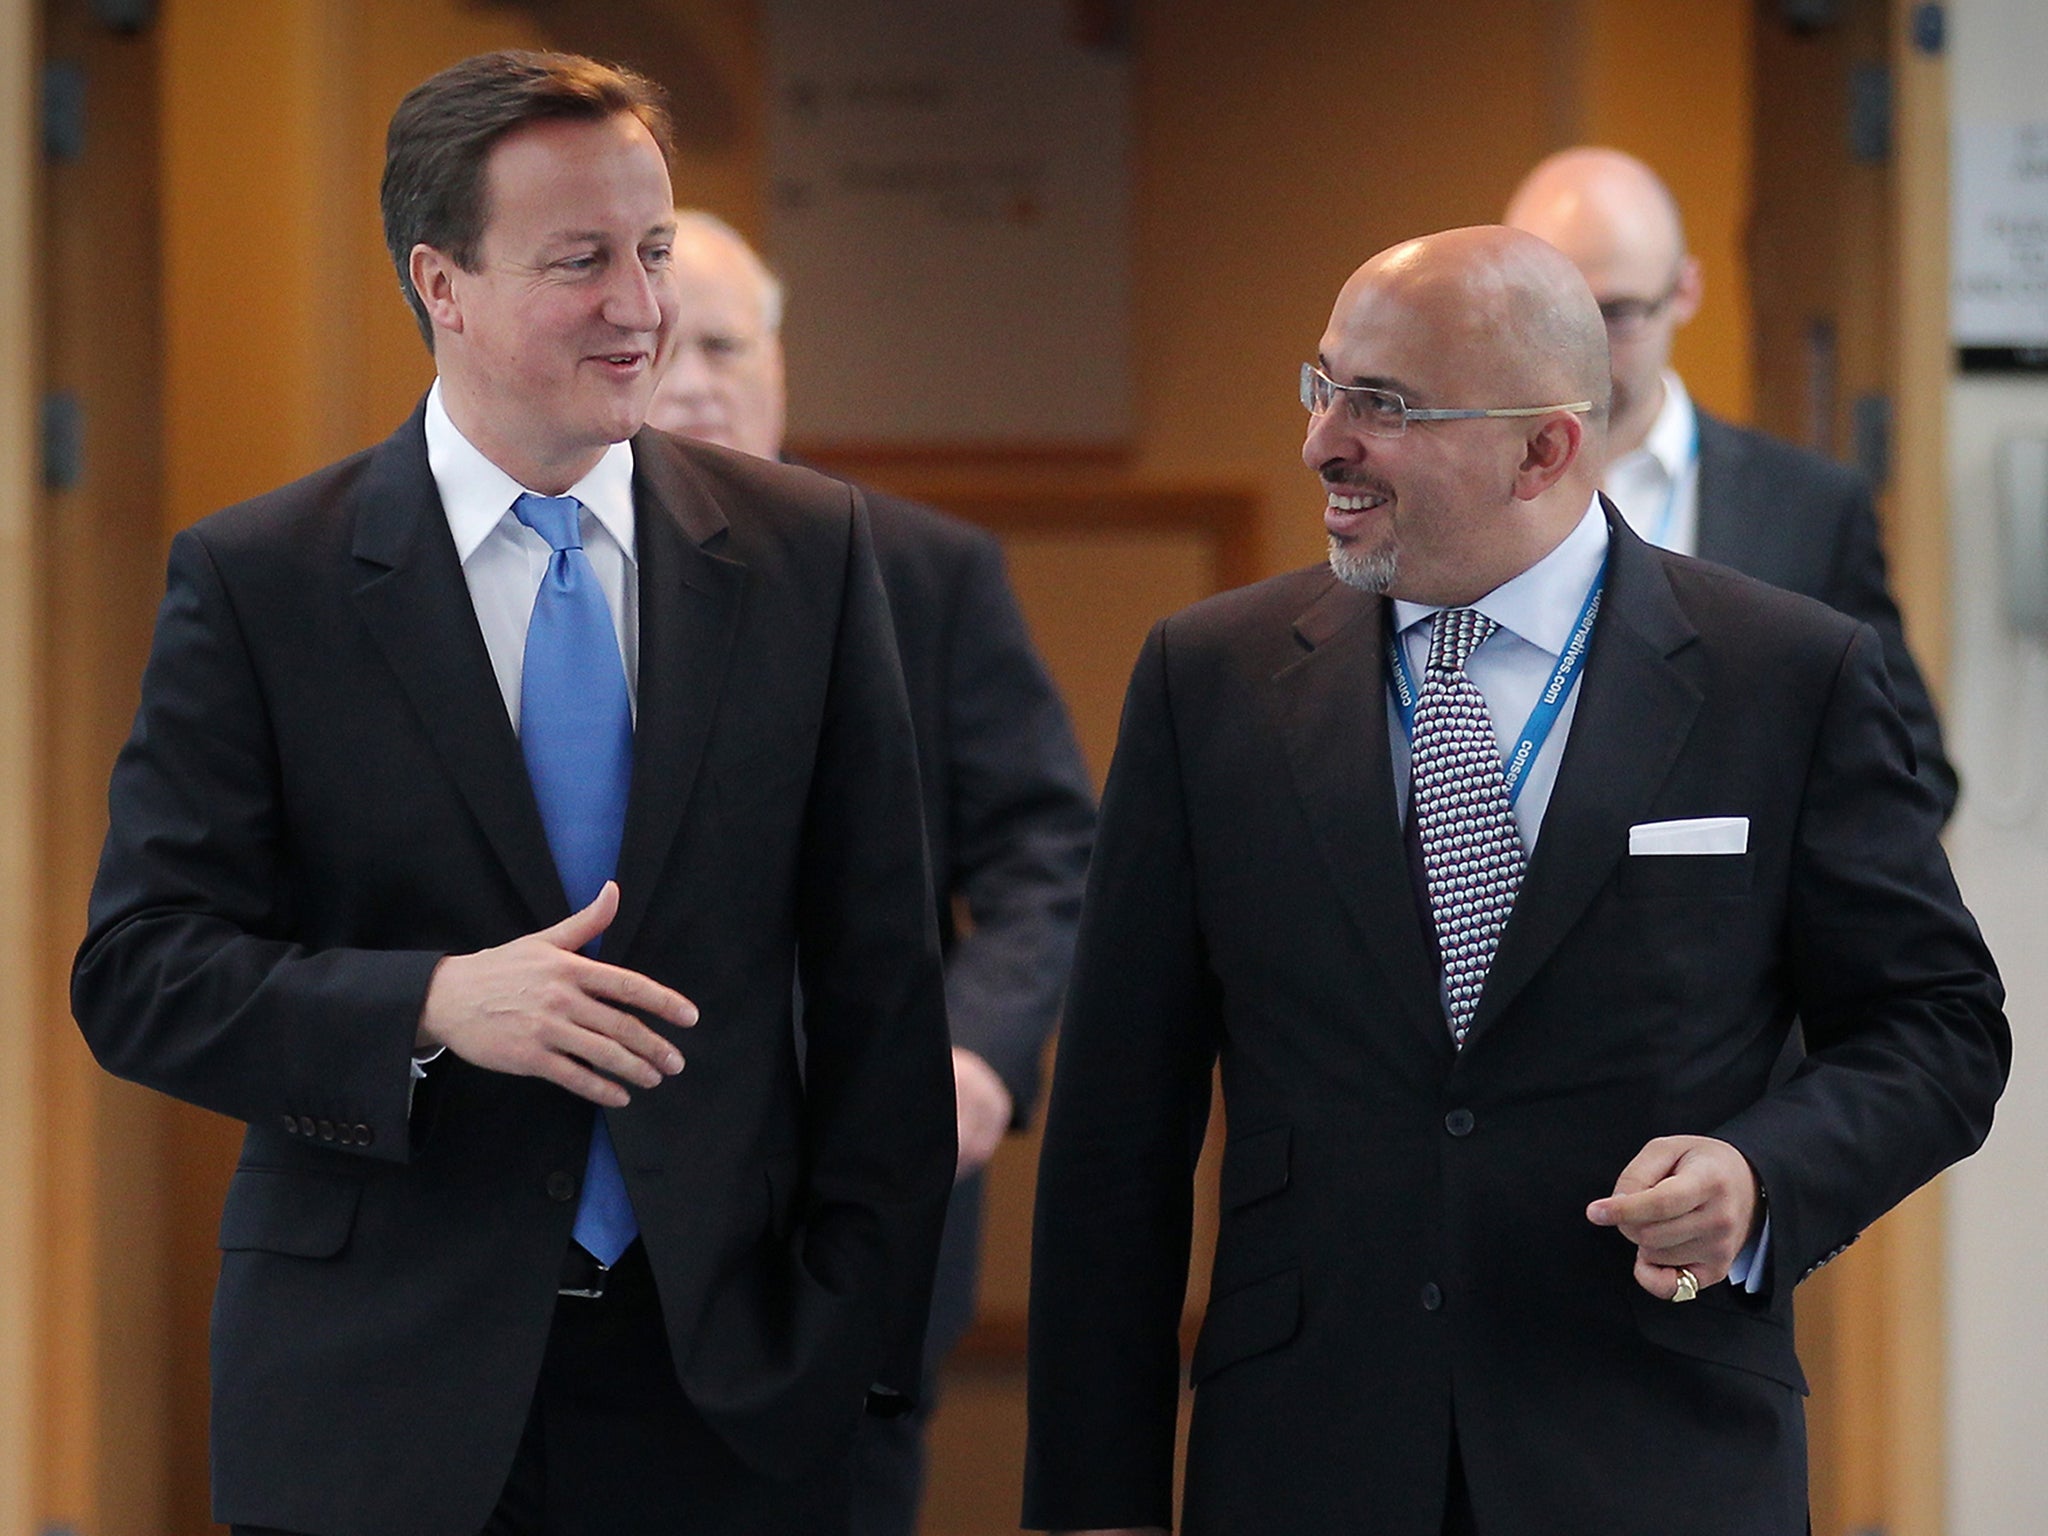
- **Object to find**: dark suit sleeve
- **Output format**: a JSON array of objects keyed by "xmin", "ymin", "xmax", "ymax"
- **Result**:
[
  {"xmin": 1715, "ymin": 624, "xmax": 2007, "ymax": 1289},
  {"xmin": 793, "ymin": 497, "xmax": 958, "ymax": 1400},
  {"xmin": 71, "ymin": 529, "xmax": 431, "ymax": 1162},
  {"xmin": 938, "ymin": 534, "xmax": 1095, "ymax": 1121},
  {"xmin": 1817, "ymin": 477, "xmax": 1960, "ymax": 820},
  {"xmin": 1024, "ymin": 622, "xmax": 1217, "ymax": 1532}
]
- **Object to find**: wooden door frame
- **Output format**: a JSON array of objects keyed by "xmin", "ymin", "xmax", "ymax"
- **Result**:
[{"xmin": 1, "ymin": 3, "xmax": 42, "ymax": 1535}]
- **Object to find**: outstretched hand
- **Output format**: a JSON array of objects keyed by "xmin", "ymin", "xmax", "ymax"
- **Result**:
[
  {"xmin": 1587, "ymin": 1135, "xmax": 1760, "ymax": 1300},
  {"xmin": 416, "ymin": 881, "xmax": 697, "ymax": 1107}
]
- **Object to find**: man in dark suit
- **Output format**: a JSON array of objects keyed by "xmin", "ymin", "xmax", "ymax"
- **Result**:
[
  {"xmin": 1505, "ymin": 146, "xmax": 1958, "ymax": 818},
  {"xmin": 646, "ymin": 210, "xmax": 1096, "ymax": 1536},
  {"xmin": 1023, "ymin": 226, "xmax": 2007, "ymax": 1535},
  {"xmin": 71, "ymin": 52, "xmax": 954, "ymax": 1536}
]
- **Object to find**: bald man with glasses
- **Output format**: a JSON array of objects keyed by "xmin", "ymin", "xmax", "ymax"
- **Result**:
[
  {"xmin": 1023, "ymin": 225, "xmax": 2005, "ymax": 1536},
  {"xmin": 1505, "ymin": 146, "xmax": 1956, "ymax": 819}
]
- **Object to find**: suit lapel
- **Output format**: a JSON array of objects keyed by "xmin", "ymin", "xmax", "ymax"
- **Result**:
[
  {"xmin": 1691, "ymin": 411, "xmax": 1763, "ymax": 573},
  {"xmin": 1275, "ymin": 577, "xmax": 1447, "ymax": 1047},
  {"xmin": 349, "ymin": 404, "xmax": 566, "ymax": 926},
  {"xmin": 604, "ymin": 431, "xmax": 746, "ymax": 961},
  {"xmin": 1466, "ymin": 505, "xmax": 1702, "ymax": 1041}
]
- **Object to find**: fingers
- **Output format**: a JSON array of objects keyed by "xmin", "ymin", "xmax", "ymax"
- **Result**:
[
  {"xmin": 1633, "ymin": 1254, "xmax": 1728, "ymax": 1299},
  {"xmin": 574, "ymin": 949, "xmax": 699, "ymax": 1031},
  {"xmin": 1586, "ymin": 1136, "xmax": 1689, "ymax": 1225},
  {"xmin": 543, "ymin": 879, "xmax": 621, "ymax": 952},
  {"xmin": 1594, "ymin": 1136, "xmax": 1762, "ymax": 1286},
  {"xmin": 418, "ymin": 908, "xmax": 701, "ymax": 1101}
]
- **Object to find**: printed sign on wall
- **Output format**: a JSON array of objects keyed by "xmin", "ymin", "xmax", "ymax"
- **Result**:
[{"xmin": 765, "ymin": 0, "xmax": 1133, "ymax": 447}]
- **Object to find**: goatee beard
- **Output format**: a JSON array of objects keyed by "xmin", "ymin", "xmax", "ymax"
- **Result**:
[{"xmin": 1328, "ymin": 534, "xmax": 1397, "ymax": 594}]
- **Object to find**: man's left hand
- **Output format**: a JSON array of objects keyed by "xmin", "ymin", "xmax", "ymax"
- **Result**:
[
  {"xmin": 1586, "ymin": 1135, "xmax": 1760, "ymax": 1299},
  {"xmin": 952, "ymin": 1047, "xmax": 1014, "ymax": 1181}
]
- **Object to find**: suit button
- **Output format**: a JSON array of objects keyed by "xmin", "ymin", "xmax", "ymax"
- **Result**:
[
  {"xmin": 546, "ymin": 1172, "xmax": 577, "ymax": 1203},
  {"xmin": 298, "ymin": 1116, "xmax": 317, "ymax": 1136},
  {"xmin": 1420, "ymin": 1282, "xmax": 1444, "ymax": 1312},
  {"xmin": 282, "ymin": 1114, "xmax": 298, "ymax": 1135},
  {"xmin": 317, "ymin": 1119, "xmax": 335, "ymax": 1141},
  {"xmin": 354, "ymin": 1124, "xmax": 374, "ymax": 1148},
  {"xmin": 1444, "ymin": 1109, "xmax": 1475, "ymax": 1137}
]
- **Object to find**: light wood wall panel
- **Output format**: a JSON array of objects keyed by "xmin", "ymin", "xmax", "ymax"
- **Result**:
[{"xmin": 0, "ymin": 0, "xmax": 39, "ymax": 1531}]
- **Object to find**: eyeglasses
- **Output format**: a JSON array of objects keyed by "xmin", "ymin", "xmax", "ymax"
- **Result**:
[
  {"xmin": 1597, "ymin": 277, "xmax": 1682, "ymax": 339},
  {"xmin": 1300, "ymin": 364, "xmax": 1593, "ymax": 438}
]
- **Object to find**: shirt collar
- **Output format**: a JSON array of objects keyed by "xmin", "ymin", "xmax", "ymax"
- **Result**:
[
  {"xmin": 1390, "ymin": 494, "xmax": 1610, "ymax": 657},
  {"xmin": 424, "ymin": 379, "xmax": 638, "ymax": 564},
  {"xmin": 1636, "ymin": 369, "xmax": 1697, "ymax": 482}
]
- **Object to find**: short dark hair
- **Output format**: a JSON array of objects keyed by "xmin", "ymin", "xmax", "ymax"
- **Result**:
[{"xmin": 380, "ymin": 50, "xmax": 674, "ymax": 348}]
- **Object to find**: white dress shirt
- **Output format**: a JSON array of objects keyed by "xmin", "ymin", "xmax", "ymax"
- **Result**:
[
  {"xmin": 1383, "ymin": 492, "xmax": 1768, "ymax": 1290},
  {"xmin": 408, "ymin": 383, "xmax": 642, "ymax": 1082},
  {"xmin": 424, "ymin": 380, "xmax": 641, "ymax": 725},
  {"xmin": 1602, "ymin": 371, "xmax": 1701, "ymax": 556},
  {"xmin": 1386, "ymin": 495, "xmax": 1608, "ymax": 850}
]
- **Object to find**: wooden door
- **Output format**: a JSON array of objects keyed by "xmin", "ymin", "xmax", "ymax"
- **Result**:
[
  {"xmin": 1751, "ymin": 4, "xmax": 1953, "ymax": 1534},
  {"xmin": 33, "ymin": 1, "xmax": 183, "ymax": 1532}
]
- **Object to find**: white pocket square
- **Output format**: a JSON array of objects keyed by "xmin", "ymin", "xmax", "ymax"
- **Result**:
[{"xmin": 1628, "ymin": 816, "xmax": 1749, "ymax": 856}]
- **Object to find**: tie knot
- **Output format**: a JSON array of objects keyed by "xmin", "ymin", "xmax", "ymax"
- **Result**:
[
  {"xmin": 1426, "ymin": 608, "xmax": 1496, "ymax": 676},
  {"xmin": 513, "ymin": 493, "xmax": 585, "ymax": 554}
]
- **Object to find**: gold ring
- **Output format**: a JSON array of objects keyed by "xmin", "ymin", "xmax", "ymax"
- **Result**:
[{"xmin": 1671, "ymin": 1266, "xmax": 1700, "ymax": 1303}]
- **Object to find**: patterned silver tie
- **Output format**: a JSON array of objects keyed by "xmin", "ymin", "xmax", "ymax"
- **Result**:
[{"xmin": 1411, "ymin": 608, "xmax": 1527, "ymax": 1047}]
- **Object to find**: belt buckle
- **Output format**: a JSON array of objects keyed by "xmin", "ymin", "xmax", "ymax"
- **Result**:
[{"xmin": 558, "ymin": 1247, "xmax": 611, "ymax": 1300}]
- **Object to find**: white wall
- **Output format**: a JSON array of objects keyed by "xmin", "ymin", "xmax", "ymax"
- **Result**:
[{"xmin": 1945, "ymin": 3, "xmax": 2048, "ymax": 1532}]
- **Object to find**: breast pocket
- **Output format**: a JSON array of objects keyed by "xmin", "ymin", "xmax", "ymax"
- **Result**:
[{"xmin": 1616, "ymin": 851, "xmax": 1755, "ymax": 899}]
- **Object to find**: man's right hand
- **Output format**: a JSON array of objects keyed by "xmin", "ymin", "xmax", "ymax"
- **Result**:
[{"xmin": 416, "ymin": 881, "xmax": 696, "ymax": 1107}]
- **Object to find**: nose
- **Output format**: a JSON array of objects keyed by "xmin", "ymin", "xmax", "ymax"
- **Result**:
[
  {"xmin": 605, "ymin": 256, "xmax": 665, "ymax": 334},
  {"xmin": 1301, "ymin": 405, "xmax": 1356, "ymax": 476}
]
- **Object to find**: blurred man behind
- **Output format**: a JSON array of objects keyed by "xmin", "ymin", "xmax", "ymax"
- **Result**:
[
  {"xmin": 649, "ymin": 211, "xmax": 1097, "ymax": 1536},
  {"xmin": 1505, "ymin": 146, "xmax": 1956, "ymax": 817}
]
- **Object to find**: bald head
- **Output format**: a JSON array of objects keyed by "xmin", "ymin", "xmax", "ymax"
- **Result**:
[
  {"xmin": 1503, "ymin": 148, "xmax": 1702, "ymax": 455},
  {"xmin": 1307, "ymin": 226, "xmax": 1610, "ymax": 605},
  {"xmin": 646, "ymin": 211, "xmax": 787, "ymax": 458},
  {"xmin": 1344, "ymin": 225, "xmax": 1611, "ymax": 430}
]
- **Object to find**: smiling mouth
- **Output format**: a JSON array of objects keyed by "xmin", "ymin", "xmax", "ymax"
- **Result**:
[{"xmin": 1326, "ymin": 489, "xmax": 1388, "ymax": 512}]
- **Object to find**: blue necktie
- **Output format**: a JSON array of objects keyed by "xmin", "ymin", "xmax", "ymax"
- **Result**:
[{"xmin": 512, "ymin": 492, "xmax": 638, "ymax": 1265}]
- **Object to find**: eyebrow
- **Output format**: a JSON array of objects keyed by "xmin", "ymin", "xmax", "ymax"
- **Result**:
[{"xmin": 1316, "ymin": 356, "xmax": 1421, "ymax": 397}]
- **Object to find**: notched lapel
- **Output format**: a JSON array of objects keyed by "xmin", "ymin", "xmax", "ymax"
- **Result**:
[
  {"xmin": 606, "ymin": 437, "xmax": 745, "ymax": 961},
  {"xmin": 348, "ymin": 411, "xmax": 567, "ymax": 927},
  {"xmin": 1468, "ymin": 514, "xmax": 1702, "ymax": 1042},
  {"xmin": 1276, "ymin": 578, "xmax": 1445, "ymax": 1046}
]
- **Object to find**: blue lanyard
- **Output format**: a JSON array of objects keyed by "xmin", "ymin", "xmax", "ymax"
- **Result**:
[
  {"xmin": 1646, "ymin": 414, "xmax": 1701, "ymax": 550},
  {"xmin": 1387, "ymin": 558, "xmax": 1608, "ymax": 806}
]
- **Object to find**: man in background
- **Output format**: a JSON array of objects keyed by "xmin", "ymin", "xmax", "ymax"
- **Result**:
[
  {"xmin": 1505, "ymin": 146, "xmax": 1957, "ymax": 817},
  {"xmin": 648, "ymin": 211, "xmax": 1097, "ymax": 1536},
  {"xmin": 74, "ymin": 52, "xmax": 953, "ymax": 1535}
]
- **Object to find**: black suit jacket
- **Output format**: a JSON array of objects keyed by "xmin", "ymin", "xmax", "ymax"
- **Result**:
[
  {"xmin": 72, "ymin": 407, "xmax": 956, "ymax": 1536},
  {"xmin": 1692, "ymin": 410, "xmax": 1957, "ymax": 817},
  {"xmin": 857, "ymin": 487, "xmax": 1095, "ymax": 1359},
  {"xmin": 1024, "ymin": 509, "xmax": 2007, "ymax": 1536}
]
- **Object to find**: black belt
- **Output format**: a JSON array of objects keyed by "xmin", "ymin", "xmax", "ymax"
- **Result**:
[{"xmin": 558, "ymin": 1244, "xmax": 616, "ymax": 1299}]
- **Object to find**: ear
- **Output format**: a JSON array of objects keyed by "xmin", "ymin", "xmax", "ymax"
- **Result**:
[
  {"xmin": 1511, "ymin": 411, "xmax": 1585, "ymax": 502},
  {"xmin": 410, "ymin": 244, "xmax": 464, "ymax": 338},
  {"xmin": 1668, "ymin": 253, "xmax": 1704, "ymax": 327}
]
